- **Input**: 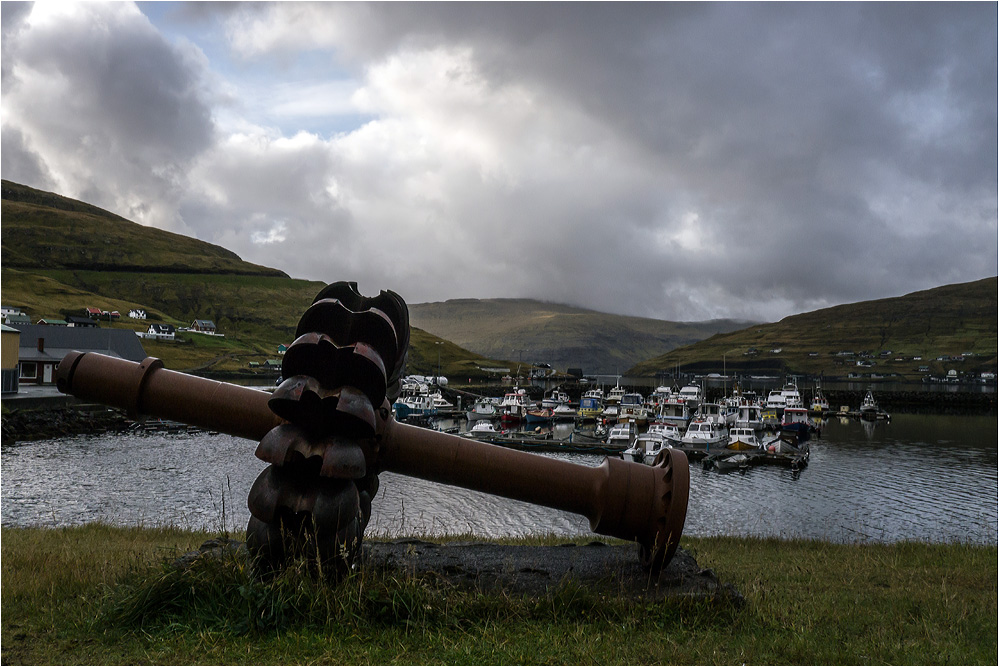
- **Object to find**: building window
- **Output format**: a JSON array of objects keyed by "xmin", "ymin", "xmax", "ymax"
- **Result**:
[{"xmin": 20, "ymin": 362, "xmax": 37, "ymax": 379}]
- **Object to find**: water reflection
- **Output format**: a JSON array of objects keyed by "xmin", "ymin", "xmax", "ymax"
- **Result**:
[{"xmin": 2, "ymin": 414, "xmax": 996, "ymax": 545}]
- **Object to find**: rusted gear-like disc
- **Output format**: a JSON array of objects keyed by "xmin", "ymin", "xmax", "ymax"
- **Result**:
[{"xmin": 638, "ymin": 448, "xmax": 690, "ymax": 573}]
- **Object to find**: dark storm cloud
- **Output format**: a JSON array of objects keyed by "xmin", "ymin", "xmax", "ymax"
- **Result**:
[
  {"xmin": 2, "ymin": 2, "xmax": 994, "ymax": 322},
  {"xmin": 271, "ymin": 2, "xmax": 995, "ymax": 317}
]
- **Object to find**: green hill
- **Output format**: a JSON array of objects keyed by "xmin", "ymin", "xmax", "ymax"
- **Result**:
[
  {"xmin": 0, "ymin": 181, "xmax": 507, "ymax": 378},
  {"xmin": 1, "ymin": 180, "xmax": 286, "ymax": 277},
  {"xmin": 408, "ymin": 299, "xmax": 751, "ymax": 376},
  {"xmin": 627, "ymin": 278, "xmax": 998, "ymax": 381}
]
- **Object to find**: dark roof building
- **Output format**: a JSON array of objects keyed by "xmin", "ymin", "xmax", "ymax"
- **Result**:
[{"xmin": 13, "ymin": 324, "xmax": 147, "ymax": 385}]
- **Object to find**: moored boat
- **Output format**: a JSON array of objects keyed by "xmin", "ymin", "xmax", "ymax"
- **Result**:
[
  {"xmin": 466, "ymin": 398, "xmax": 500, "ymax": 421},
  {"xmin": 605, "ymin": 384, "xmax": 627, "ymax": 405},
  {"xmin": 654, "ymin": 397, "xmax": 692, "ymax": 430},
  {"xmin": 781, "ymin": 406, "xmax": 812, "ymax": 442},
  {"xmin": 622, "ymin": 431, "xmax": 668, "ymax": 464},
  {"xmin": 605, "ymin": 421, "xmax": 637, "ymax": 450},
  {"xmin": 735, "ymin": 402, "xmax": 764, "ymax": 431},
  {"xmin": 552, "ymin": 403, "xmax": 577, "ymax": 420},
  {"xmin": 810, "ymin": 386, "xmax": 830, "ymax": 415},
  {"xmin": 727, "ymin": 426, "xmax": 762, "ymax": 451},
  {"xmin": 577, "ymin": 395, "xmax": 603, "ymax": 421},
  {"xmin": 617, "ymin": 392, "xmax": 648, "ymax": 425},
  {"xmin": 393, "ymin": 393, "xmax": 437, "ymax": 420},
  {"xmin": 541, "ymin": 389, "xmax": 570, "ymax": 409},
  {"xmin": 525, "ymin": 407, "xmax": 554, "ymax": 424},
  {"xmin": 672, "ymin": 419, "xmax": 728, "ymax": 458},
  {"xmin": 859, "ymin": 390, "xmax": 883, "ymax": 420},
  {"xmin": 499, "ymin": 388, "xmax": 531, "ymax": 423}
]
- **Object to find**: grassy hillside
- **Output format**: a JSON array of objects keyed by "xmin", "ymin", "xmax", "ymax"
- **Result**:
[
  {"xmin": 409, "ymin": 299, "xmax": 751, "ymax": 376},
  {"xmin": 1, "ymin": 181, "xmax": 285, "ymax": 276},
  {"xmin": 0, "ymin": 182, "xmax": 509, "ymax": 377},
  {"xmin": 628, "ymin": 278, "xmax": 998, "ymax": 380}
]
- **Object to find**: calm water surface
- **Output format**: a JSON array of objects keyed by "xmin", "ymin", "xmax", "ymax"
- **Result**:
[{"xmin": 2, "ymin": 414, "xmax": 996, "ymax": 545}]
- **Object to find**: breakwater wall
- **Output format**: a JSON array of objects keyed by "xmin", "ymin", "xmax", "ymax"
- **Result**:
[
  {"xmin": 701, "ymin": 387, "xmax": 996, "ymax": 414},
  {"xmin": 2, "ymin": 406, "xmax": 131, "ymax": 444}
]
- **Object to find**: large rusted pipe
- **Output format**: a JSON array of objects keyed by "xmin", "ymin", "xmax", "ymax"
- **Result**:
[{"xmin": 57, "ymin": 351, "xmax": 689, "ymax": 568}]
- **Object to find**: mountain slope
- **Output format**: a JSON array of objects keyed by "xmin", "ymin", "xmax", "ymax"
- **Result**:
[
  {"xmin": 627, "ymin": 277, "xmax": 998, "ymax": 379},
  {"xmin": 1, "ymin": 180, "xmax": 286, "ymax": 276},
  {"xmin": 409, "ymin": 298, "xmax": 751, "ymax": 375}
]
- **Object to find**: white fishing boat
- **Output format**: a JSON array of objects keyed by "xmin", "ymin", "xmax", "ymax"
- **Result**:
[
  {"xmin": 783, "ymin": 390, "xmax": 804, "ymax": 410},
  {"xmin": 654, "ymin": 398, "xmax": 692, "ymax": 430},
  {"xmin": 541, "ymin": 389, "xmax": 570, "ymax": 409},
  {"xmin": 605, "ymin": 421, "xmax": 637, "ymax": 450},
  {"xmin": 646, "ymin": 385, "xmax": 672, "ymax": 411},
  {"xmin": 466, "ymin": 398, "xmax": 500, "ymax": 421},
  {"xmin": 735, "ymin": 402, "xmax": 765, "ymax": 431},
  {"xmin": 810, "ymin": 386, "xmax": 830, "ymax": 414},
  {"xmin": 676, "ymin": 384, "xmax": 703, "ymax": 410},
  {"xmin": 696, "ymin": 402, "xmax": 730, "ymax": 427},
  {"xmin": 605, "ymin": 384, "xmax": 627, "ymax": 405},
  {"xmin": 622, "ymin": 431, "xmax": 668, "ymax": 464},
  {"xmin": 469, "ymin": 420, "xmax": 499, "ymax": 436},
  {"xmin": 676, "ymin": 419, "xmax": 728, "ymax": 449},
  {"xmin": 430, "ymin": 391, "xmax": 453, "ymax": 410},
  {"xmin": 859, "ymin": 391, "xmax": 886, "ymax": 420},
  {"xmin": 647, "ymin": 421, "xmax": 681, "ymax": 441},
  {"xmin": 552, "ymin": 403, "xmax": 577, "ymax": 420}
]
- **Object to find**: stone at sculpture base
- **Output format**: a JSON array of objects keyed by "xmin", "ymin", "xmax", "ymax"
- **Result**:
[{"xmin": 363, "ymin": 540, "xmax": 744, "ymax": 604}]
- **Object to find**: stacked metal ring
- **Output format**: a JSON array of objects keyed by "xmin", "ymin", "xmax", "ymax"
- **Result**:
[{"xmin": 245, "ymin": 282, "xmax": 408, "ymax": 576}]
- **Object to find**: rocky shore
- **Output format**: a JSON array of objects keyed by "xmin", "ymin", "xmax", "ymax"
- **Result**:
[{"xmin": 1, "ymin": 406, "xmax": 132, "ymax": 444}]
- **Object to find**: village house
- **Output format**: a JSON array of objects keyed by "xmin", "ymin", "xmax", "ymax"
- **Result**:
[
  {"xmin": 11, "ymin": 324, "xmax": 146, "ymax": 386},
  {"xmin": 66, "ymin": 316, "xmax": 99, "ymax": 328},
  {"xmin": 85, "ymin": 307, "xmax": 103, "ymax": 319},
  {"xmin": 146, "ymin": 324, "xmax": 176, "ymax": 340},
  {"xmin": 191, "ymin": 319, "xmax": 217, "ymax": 334},
  {"xmin": 4, "ymin": 313, "xmax": 31, "ymax": 326},
  {"xmin": 128, "ymin": 309, "xmax": 147, "ymax": 319},
  {"xmin": 36, "ymin": 318, "xmax": 68, "ymax": 326}
]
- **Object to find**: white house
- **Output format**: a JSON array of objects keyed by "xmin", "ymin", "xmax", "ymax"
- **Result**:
[
  {"xmin": 145, "ymin": 324, "xmax": 176, "ymax": 340},
  {"xmin": 129, "ymin": 309, "xmax": 147, "ymax": 319}
]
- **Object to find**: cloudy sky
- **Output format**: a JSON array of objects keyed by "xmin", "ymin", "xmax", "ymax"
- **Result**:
[{"xmin": 2, "ymin": 2, "xmax": 996, "ymax": 323}]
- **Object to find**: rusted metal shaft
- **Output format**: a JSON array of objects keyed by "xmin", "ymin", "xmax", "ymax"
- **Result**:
[
  {"xmin": 56, "ymin": 351, "xmax": 282, "ymax": 440},
  {"xmin": 57, "ymin": 351, "xmax": 688, "ymax": 567},
  {"xmin": 380, "ymin": 417, "xmax": 688, "ymax": 557}
]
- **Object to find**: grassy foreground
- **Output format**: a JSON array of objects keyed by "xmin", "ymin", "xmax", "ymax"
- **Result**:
[{"xmin": 2, "ymin": 525, "xmax": 996, "ymax": 665}]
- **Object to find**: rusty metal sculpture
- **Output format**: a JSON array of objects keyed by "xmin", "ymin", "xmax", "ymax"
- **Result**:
[{"xmin": 56, "ymin": 282, "xmax": 689, "ymax": 576}]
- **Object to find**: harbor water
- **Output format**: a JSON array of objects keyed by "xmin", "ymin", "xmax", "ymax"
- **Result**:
[{"xmin": 2, "ymin": 413, "xmax": 996, "ymax": 545}]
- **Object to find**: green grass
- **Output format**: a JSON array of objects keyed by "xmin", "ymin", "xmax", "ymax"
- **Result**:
[
  {"xmin": 628, "ymin": 277, "xmax": 998, "ymax": 379},
  {"xmin": 3, "ymin": 525, "xmax": 995, "ymax": 664}
]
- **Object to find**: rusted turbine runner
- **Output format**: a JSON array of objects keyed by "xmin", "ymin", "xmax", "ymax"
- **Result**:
[{"xmin": 56, "ymin": 350, "xmax": 689, "ymax": 571}]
